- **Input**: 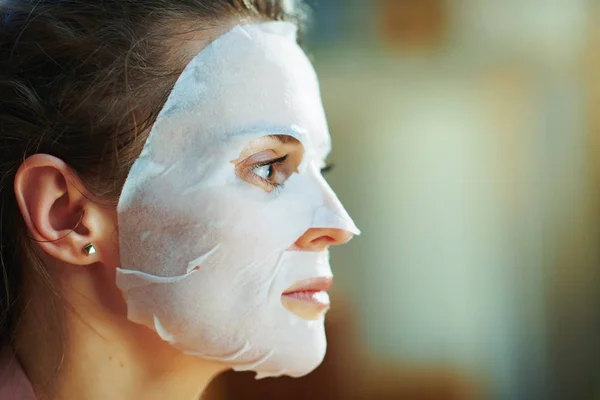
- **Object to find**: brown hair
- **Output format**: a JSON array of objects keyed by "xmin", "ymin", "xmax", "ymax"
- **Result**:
[{"xmin": 0, "ymin": 0, "xmax": 307, "ymax": 345}]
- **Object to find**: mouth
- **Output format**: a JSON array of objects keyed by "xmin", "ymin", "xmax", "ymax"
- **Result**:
[{"xmin": 281, "ymin": 276, "xmax": 333, "ymax": 320}]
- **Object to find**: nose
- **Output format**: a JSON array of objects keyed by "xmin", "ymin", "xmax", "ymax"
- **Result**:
[{"xmin": 291, "ymin": 228, "xmax": 355, "ymax": 252}]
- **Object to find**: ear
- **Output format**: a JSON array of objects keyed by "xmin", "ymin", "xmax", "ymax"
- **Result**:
[{"xmin": 14, "ymin": 154, "xmax": 118, "ymax": 267}]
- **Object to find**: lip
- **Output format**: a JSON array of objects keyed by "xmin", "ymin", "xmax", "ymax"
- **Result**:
[
  {"xmin": 281, "ymin": 277, "xmax": 333, "ymax": 321},
  {"xmin": 282, "ymin": 276, "xmax": 333, "ymax": 295}
]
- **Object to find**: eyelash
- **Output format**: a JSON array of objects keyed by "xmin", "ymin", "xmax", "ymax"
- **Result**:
[
  {"xmin": 250, "ymin": 156, "xmax": 335, "ymax": 192},
  {"xmin": 321, "ymin": 163, "xmax": 335, "ymax": 174}
]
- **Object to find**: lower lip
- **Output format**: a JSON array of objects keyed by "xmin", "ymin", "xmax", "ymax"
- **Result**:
[
  {"xmin": 282, "ymin": 291, "xmax": 330, "ymax": 306},
  {"xmin": 281, "ymin": 291, "xmax": 330, "ymax": 320}
]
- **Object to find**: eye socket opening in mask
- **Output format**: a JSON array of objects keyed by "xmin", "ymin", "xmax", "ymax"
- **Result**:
[{"xmin": 232, "ymin": 134, "xmax": 305, "ymax": 193}]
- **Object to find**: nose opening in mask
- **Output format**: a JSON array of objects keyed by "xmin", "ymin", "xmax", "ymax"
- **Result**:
[{"xmin": 289, "ymin": 227, "xmax": 355, "ymax": 252}]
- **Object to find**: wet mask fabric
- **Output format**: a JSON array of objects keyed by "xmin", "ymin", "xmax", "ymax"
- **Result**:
[{"xmin": 116, "ymin": 22, "xmax": 359, "ymax": 379}]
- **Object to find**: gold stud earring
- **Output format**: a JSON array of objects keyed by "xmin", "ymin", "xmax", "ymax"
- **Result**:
[{"xmin": 83, "ymin": 243, "xmax": 97, "ymax": 256}]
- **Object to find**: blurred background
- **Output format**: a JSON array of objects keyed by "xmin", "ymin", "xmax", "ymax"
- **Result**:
[{"xmin": 206, "ymin": 1, "xmax": 600, "ymax": 399}]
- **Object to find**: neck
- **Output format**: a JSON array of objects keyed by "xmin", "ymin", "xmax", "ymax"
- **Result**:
[{"xmin": 13, "ymin": 260, "xmax": 226, "ymax": 400}]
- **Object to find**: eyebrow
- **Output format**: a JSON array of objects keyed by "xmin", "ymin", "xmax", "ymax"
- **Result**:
[{"xmin": 267, "ymin": 134, "xmax": 299, "ymax": 144}]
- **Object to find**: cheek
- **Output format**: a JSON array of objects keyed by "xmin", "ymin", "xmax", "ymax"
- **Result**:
[{"xmin": 186, "ymin": 185, "xmax": 293, "ymax": 237}]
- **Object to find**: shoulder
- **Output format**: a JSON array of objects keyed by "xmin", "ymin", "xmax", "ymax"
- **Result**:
[{"xmin": 0, "ymin": 347, "xmax": 36, "ymax": 400}]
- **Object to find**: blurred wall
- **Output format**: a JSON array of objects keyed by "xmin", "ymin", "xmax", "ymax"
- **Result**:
[{"xmin": 301, "ymin": 1, "xmax": 600, "ymax": 399}]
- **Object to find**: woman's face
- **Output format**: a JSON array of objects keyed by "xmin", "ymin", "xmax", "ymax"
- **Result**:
[{"xmin": 116, "ymin": 22, "xmax": 359, "ymax": 379}]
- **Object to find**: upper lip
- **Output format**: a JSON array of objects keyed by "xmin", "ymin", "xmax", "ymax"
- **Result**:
[{"xmin": 282, "ymin": 276, "xmax": 333, "ymax": 295}]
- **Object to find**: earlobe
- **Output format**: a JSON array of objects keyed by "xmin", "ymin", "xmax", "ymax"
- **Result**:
[{"xmin": 13, "ymin": 154, "xmax": 114, "ymax": 267}]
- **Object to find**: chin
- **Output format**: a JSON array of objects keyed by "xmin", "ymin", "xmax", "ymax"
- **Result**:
[{"xmin": 249, "ymin": 320, "xmax": 328, "ymax": 379}]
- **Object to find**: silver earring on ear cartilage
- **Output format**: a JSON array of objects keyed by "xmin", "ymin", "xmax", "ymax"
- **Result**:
[{"xmin": 83, "ymin": 243, "xmax": 97, "ymax": 256}]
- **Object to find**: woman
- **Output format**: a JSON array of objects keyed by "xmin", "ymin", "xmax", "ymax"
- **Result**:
[{"xmin": 0, "ymin": 1, "xmax": 358, "ymax": 399}]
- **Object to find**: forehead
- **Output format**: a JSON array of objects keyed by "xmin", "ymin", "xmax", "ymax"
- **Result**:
[{"xmin": 157, "ymin": 22, "xmax": 332, "ymax": 157}]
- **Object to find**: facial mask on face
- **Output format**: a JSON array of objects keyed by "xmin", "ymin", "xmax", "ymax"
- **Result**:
[{"xmin": 116, "ymin": 21, "xmax": 359, "ymax": 379}]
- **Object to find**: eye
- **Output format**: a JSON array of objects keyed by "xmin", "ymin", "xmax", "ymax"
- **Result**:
[
  {"xmin": 233, "ymin": 135, "xmax": 304, "ymax": 193},
  {"xmin": 253, "ymin": 164, "xmax": 275, "ymax": 180},
  {"xmin": 251, "ymin": 154, "xmax": 288, "ymax": 189},
  {"xmin": 238, "ymin": 154, "xmax": 292, "ymax": 193},
  {"xmin": 321, "ymin": 163, "xmax": 334, "ymax": 174}
]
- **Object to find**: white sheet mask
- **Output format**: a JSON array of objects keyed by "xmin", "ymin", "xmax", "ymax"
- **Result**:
[{"xmin": 116, "ymin": 21, "xmax": 359, "ymax": 379}]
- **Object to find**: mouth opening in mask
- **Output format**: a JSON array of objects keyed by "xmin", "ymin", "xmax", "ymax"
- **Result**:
[{"xmin": 281, "ymin": 275, "xmax": 333, "ymax": 321}]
